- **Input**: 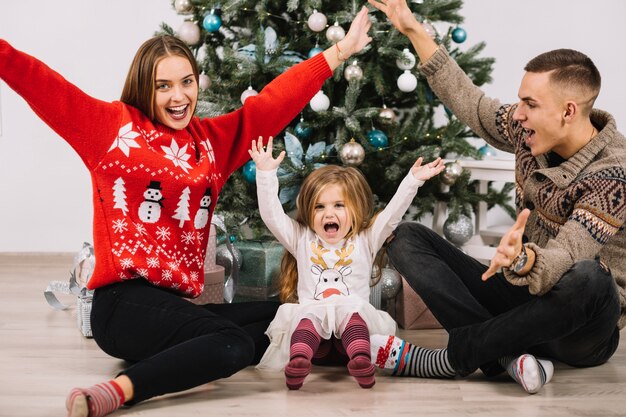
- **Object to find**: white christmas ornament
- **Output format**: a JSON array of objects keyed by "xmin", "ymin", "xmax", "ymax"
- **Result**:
[
  {"xmin": 307, "ymin": 10, "xmax": 328, "ymax": 32},
  {"xmin": 344, "ymin": 61, "xmax": 363, "ymax": 82},
  {"xmin": 309, "ymin": 90, "xmax": 330, "ymax": 112},
  {"xmin": 240, "ymin": 86, "xmax": 259, "ymax": 104},
  {"xmin": 199, "ymin": 74, "xmax": 211, "ymax": 90},
  {"xmin": 396, "ymin": 48, "xmax": 416, "ymax": 70},
  {"xmin": 178, "ymin": 21, "xmax": 201, "ymax": 45},
  {"xmin": 397, "ymin": 70, "xmax": 418, "ymax": 92},
  {"xmin": 174, "ymin": 0, "xmax": 193, "ymax": 13},
  {"xmin": 326, "ymin": 22, "xmax": 346, "ymax": 42}
]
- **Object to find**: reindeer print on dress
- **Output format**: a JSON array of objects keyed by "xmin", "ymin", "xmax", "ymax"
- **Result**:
[{"xmin": 310, "ymin": 242, "xmax": 354, "ymax": 300}]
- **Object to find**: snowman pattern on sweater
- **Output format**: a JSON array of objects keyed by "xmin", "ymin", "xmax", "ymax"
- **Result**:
[
  {"xmin": 194, "ymin": 188, "xmax": 212, "ymax": 229},
  {"xmin": 138, "ymin": 181, "xmax": 164, "ymax": 223},
  {"xmin": 99, "ymin": 118, "xmax": 220, "ymax": 297}
]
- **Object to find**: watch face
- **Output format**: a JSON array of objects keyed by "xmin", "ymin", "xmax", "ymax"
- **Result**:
[{"xmin": 512, "ymin": 247, "xmax": 528, "ymax": 273}]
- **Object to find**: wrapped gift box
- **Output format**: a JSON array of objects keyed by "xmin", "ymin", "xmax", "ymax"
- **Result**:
[
  {"xmin": 233, "ymin": 239, "xmax": 284, "ymax": 301},
  {"xmin": 189, "ymin": 223, "xmax": 226, "ymax": 305},
  {"xmin": 190, "ymin": 265, "xmax": 225, "ymax": 305},
  {"xmin": 394, "ymin": 277, "xmax": 441, "ymax": 330}
]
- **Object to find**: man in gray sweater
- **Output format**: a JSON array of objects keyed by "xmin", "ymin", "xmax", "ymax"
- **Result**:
[{"xmin": 368, "ymin": 0, "xmax": 625, "ymax": 394}]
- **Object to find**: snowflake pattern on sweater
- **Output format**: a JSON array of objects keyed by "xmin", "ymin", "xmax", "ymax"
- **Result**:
[{"xmin": 95, "ymin": 114, "xmax": 215, "ymax": 295}]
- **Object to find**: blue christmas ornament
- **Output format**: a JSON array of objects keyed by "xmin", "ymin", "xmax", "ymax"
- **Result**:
[
  {"xmin": 294, "ymin": 122, "xmax": 312, "ymax": 139},
  {"xmin": 242, "ymin": 160, "xmax": 256, "ymax": 183},
  {"xmin": 479, "ymin": 144, "xmax": 497, "ymax": 157},
  {"xmin": 308, "ymin": 46, "xmax": 324, "ymax": 58},
  {"xmin": 367, "ymin": 129, "xmax": 389, "ymax": 149},
  {"xmin": 451, "ymin": 27, "xmax": 467, "ymax": 43},
  {"xmin": 203, "ymin": 12, "xmax": 222, "ymax": 33}
]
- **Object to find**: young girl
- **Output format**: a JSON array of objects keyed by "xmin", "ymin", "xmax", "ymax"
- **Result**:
[
  {"xmin": 0, "ymin": 7, "xmax": 372, "ymax": 416},
  {"xmin": 249, "ymin": 136, "xmax": 444, "ymax": 389}
]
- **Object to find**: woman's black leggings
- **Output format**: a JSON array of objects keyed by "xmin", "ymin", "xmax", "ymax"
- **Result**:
[{"xmin": 91, "ymin": 279, "xmax": 279, "ymax": 404}]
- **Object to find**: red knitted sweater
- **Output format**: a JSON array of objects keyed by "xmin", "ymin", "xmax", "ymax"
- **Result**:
[{"xmin": 0, "ymin": 39, "xmax": 331, "ymax": 297}]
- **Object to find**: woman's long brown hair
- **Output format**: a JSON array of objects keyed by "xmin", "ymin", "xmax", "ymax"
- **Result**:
[{"xmin": 120, "ymin": 35, "xmax": 199, "ymax": 122}]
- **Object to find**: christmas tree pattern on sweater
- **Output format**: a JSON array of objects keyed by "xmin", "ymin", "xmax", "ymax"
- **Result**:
[{"xmin": 98, "ymin": 118, "xmax": 220, "ymax": 297}]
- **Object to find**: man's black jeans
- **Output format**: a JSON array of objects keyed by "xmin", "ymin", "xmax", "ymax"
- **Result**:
[{"xmin": 387, "ymin": 222, "xmax": 621, "ymax": 377}]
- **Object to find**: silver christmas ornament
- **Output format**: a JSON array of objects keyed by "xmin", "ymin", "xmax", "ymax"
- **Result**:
[
  {"xmin": 380, "ymin": 267, "xmax": 402, "ymax": 299},
  {"xmin": 440, "ymin": 161, "xmax": 463, "ymax": 185},
  {"xmin": 339, "ymin": 140, "xmax": 365, "ymax": 166},
  {"xmin": 174, "ymin": 0, "xmax": 193, "ymax": 13},
  {"xmin": 215, "ymin": 244, "xmax": 242, "ymax": 279},
  {"xmin": 344, "ymin": 61, "xmax": 363, "ymax": 82},
  {"xmin": 326, "ymin": 22, "xmax": 346, "ymax": 42},
  {"xmin": 443, "ymin": 214, "xmax": 474, "ymax": 246},
  {"xmin": 379, "ymin": 105, "xmax": 396, "ymax": 124}
]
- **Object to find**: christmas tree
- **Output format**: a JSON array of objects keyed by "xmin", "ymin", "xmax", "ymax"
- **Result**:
[{"xmin": 160, "ymin": 0, "xmax": 514, "ymax": 241}]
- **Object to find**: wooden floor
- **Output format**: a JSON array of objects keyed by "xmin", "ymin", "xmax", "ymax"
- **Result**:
[{"xmin": 1, "ymin": 254, "xmax": 625, "ymax": 417}]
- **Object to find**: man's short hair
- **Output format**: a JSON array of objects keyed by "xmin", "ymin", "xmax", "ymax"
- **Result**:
[{"xmin": 525, "ymin": 49, "xmax": 601, "ymax": 109}]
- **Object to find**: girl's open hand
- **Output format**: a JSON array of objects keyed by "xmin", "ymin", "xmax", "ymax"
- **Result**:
[
  {"xmin": 248, "ymin": 136, "xmax": 285, "ymax": 172},
  {"xmin": 410, "ymin": 157, "xmax": 445, "ymax": 181}
]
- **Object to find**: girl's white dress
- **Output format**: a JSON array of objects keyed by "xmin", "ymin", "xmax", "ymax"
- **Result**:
[{"xmin": 255, "ymin": 168, "xmax": 424, "ymax": 370}]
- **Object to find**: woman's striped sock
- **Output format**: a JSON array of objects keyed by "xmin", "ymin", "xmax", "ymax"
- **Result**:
[{"xmin": 66, "ymin": 380, "xmax": 124, "ymax": 417}]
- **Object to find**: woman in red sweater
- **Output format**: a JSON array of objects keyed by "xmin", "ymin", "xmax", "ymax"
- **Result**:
[{"xmin": 0, "ymin": 7, "xmax": 372, "ymax": 417}]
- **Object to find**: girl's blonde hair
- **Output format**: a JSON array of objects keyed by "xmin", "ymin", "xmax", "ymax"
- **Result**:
[{"xmin": 279, "ymin": 165, "xmax": 377, "ymax": 302}]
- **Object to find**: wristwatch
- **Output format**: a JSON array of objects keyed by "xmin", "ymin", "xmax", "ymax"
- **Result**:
[{"xmin": 510, "ymin": 245, "xmax": 528, "ymax": 274}]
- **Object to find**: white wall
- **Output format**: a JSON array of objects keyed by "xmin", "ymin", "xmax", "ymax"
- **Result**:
[
  {"xmin": 0, "ymin": 1, "xmax": 624, "ymax": 252},
  {"xmin": 458, "ymin": 1, "xmax": 625, "ymax": 116},
  {"xmin": 0, "ymin": 1, "xmax": 184, "ymax": 252}
]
